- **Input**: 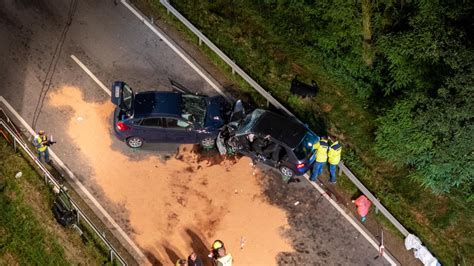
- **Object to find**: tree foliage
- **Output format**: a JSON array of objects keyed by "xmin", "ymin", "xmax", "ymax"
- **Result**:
[
  {"xmin": 374, "ymin": 1, "xmax": 474, "ymax": 199},
  {"xmin": 171, "ymin": 0, "xmax": 474, "ymax": 199}
]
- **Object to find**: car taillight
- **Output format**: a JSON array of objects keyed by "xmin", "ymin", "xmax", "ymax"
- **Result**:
[
  {"xmin": 296, "ymin": 163, "xmax": 305, "ymax": 169},
  {"xmin": 116, "ymin": 121, "xmax": 130, "ymax": 131}
]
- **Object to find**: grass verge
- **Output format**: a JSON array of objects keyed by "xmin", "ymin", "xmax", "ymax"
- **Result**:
[{"xmin": 0, "ymin": 137, "xmax": 111, "ymax": 265}]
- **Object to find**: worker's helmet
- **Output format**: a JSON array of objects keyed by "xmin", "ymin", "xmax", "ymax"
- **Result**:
[
  {"xmin": 212, "ymin": 240, "xmax": 224, "ymax": 250},
  {"xmin": 38, "ymin": 130, "xmax": 45, "ymax": 135}
]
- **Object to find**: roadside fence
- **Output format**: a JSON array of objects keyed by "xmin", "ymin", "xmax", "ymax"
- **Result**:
[{"xmin": 0, "ymin": 109, "xmax": 128, "ymax": 266}]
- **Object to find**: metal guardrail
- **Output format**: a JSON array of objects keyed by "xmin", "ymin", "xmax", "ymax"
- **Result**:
[
  {"xmin": 159, "ymin": 0, "xmax": 410, "ymax": 238},
  {"xmin": 0, "ymin": 113, "xmax": 127, "ymax": 266},
  {"xmin": 159, "ymin": 0, "xmax": 295, "ymax": 117},
  {"xmin": 339, "ymin": 163, "xmax": 409, "ymax": 236}
]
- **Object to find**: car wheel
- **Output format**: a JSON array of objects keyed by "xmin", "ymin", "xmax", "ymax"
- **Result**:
[
  {"xmin": 201, "ymin": 137, "xmax": 215, "ymax": 148},
  {"xmin": 126, "ymin": 137, "xmax": 143, "ymax": 148},
  {"xmin": 279, "ymin": 166, "xmax": 295, "ymax": 178}
]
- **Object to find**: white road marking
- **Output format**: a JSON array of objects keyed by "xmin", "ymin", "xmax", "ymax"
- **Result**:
[
  {"xmin": 120, "ymin": 1, "xmax": 398, "ymax": 264},
  {"xmin": 70, "ymin": 55, "xmax": 111, "ymax": 96},
  {"xmin": 304, "ymin": 174, "xmax": 398, "ymax": 265},
  {"xmin": 120, "ymin": 0, "xmax": 230, "ymax": 101},
  {"xmin": 0, "ymin": 96, "xmax": 147, "ymax": 264}
]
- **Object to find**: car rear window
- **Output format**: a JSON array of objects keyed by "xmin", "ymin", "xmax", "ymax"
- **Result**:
[
  {"xmin": 293, "ymin": 133, "xmax": 319, "ymax": 160},
  {"xmin": 122, "ymin": 84, "xmax": 133, "ymax": 111}
]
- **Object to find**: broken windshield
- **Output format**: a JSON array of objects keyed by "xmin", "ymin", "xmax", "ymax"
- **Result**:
[
  {"xmin": 235, "ymin": 109, "xmax": 265, "ymax": 136},
  {"xmin": 181, "ymin": 94, "xmax": 207, "ymax": 127}
]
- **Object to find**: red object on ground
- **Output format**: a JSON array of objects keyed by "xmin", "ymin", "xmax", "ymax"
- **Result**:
[{"xmin": 354, "ymin": 195, "xmax": 372, "ymax": 217}]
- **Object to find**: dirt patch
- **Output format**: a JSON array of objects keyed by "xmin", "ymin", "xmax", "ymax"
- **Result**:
[
  {"xmin": 0, "ymin": 252, "xmax": 19, "ymax": 265},
  {"xmin": 321, "ymin": 103, "xmax": 333, "ymax": 113},
  {"xmin": 48, "ymin": 87, "xmax": 293, "ymax": 265}
]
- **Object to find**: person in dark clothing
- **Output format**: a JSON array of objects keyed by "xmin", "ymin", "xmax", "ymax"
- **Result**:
[
  {"xmin": 261, "ymin": 142, "xmax": 281, "ymax": 161},
  {"xmin": 187, "ymin": 252, "xmax": 203, "ymax": 266},
  {"xmin": 251, "ymin": 135, "xmax": 269, "ymax": 155}
]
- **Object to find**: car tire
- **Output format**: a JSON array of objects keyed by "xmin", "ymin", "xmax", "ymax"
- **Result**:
[
  {"xmin": 200, "ymin": 137, "xmax": 215, "ymax": 149},
  {"xmin": 126, "ymin": 137, "xmax": 143, "ymax": 148},
  {"xmin": 279, "ymin": 166, "xmax": 295, "ymax": 178}
]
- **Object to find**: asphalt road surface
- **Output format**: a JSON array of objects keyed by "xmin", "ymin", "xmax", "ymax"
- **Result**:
[{"xmin": 0, "ymin": 0, "xmax": 391, "ymax": 265}]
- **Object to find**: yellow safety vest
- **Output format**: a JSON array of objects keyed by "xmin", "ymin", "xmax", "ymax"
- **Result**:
[
  {"xmin": 216, "ymin": 253, "xmax": 233, "ymax": 266},
  {"xmin": 328, "ymin": 141, "xmax": 342, "ymax": 165},
  {"xmin": 313, "ymin": 139, "xmax": 329, "ymax": 163},
  {"xmin": 34, "ymin": 135, "xmax": 48, "ymax": 152}
]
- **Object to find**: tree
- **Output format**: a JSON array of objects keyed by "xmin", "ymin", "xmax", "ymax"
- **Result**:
[{"xmin": 374, "ymin": 1, "xmax": 474, "ymax": 198}]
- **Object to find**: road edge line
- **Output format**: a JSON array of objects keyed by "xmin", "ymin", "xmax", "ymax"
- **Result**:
[
  {"xmin": 0, "ymin": 96, "xmax": 148, "ymax": 264},
  {"xmin": 120, "ymin": 0, "xmax": 230, "ymax": 101},
  {"xmin": 303, "ymin": 174, "xmax": 399, "ymax": 265}
]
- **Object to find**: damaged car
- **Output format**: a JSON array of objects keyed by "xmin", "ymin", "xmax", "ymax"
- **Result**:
[
  {"xmin": 217, "ymin": 108, "xmax": 319, "ymax": 177},
  {"xmin": 111, "ymin": 80, "xmax": 231, "ymax": 148}
]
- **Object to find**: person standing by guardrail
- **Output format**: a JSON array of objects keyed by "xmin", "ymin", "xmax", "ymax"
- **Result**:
[
  {"xmin": 310, "ymin": 136, "xmax": 329, "ymax": 182},
  {"xmin": 328, "ymin": 135, "xmax": 342, "ymax": 184},
  {"xmin": 33, "ymin": 130, "xmax": 53, "ymax": 163}
]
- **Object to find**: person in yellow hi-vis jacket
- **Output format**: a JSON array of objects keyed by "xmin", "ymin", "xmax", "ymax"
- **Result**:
[
  {"xmin": 209, "ymin": 240, "xmax": 232, "ymax": 266},
  {"xmin": 328, "ymin": 135, "xmax": 342, "ymax": 183},
  {"xmin": 216, "ymin": 247, "xmax": 232, "ymax": 266},
  {"xmin": 33, "ymin": 130, "xmax": 51, "ymax": 163},
  {"xmin": 310, "ymin": 136, "xmax": 329, "ymax": 182}
]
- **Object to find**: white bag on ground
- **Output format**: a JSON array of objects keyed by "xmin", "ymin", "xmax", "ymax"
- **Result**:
[
  {"xmin": 415, "ymin": 246, "xmax": 440, "ymax": 266},
  {"xmin": 405, "ymin": 234, "xmax": 422, "ymax": 250},
  {"xmin": 405, "ymin": 234, "xmax": 441, "ymax": 266}
]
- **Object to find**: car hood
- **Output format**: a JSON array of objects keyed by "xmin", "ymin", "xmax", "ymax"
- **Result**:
[{"xmin": 204, "ymin": 96, "xmax": 230, "ymax": 129}]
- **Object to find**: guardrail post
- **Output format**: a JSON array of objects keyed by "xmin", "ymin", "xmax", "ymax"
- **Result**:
[
  {"xmin": 198, "ymin": 38, "xmax": 202, "ymax": 46},
  {"xmin": 13, "ymin": 137, "xmax": 17, "ymax": 152},
  {"xmin": 339, "ymin": 164, "xmax": 343, "ymax": 176},
  {"xmin": 375, "ymin": 198, "xmax": 379, "ymax": 214},
  {"xmin": 109, "ymin": 249, "xmax": 114, "ymax": 263}
]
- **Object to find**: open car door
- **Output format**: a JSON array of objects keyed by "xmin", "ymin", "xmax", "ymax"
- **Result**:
[
  {"xmin": 169, "ymin": 79, "xmax": 198, "ymax": 95},
  {"xmin": 229, "ymin": 99, "xmax": 245, "ymax": 122},
  {"xmin": 111, "ymin": 81, "xmax": 134, "ymax": 115}
]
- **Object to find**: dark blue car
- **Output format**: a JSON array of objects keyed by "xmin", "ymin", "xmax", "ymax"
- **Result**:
[{"xmin": 111, "ymin": 81, "xmax": 231, "ymax": 148}]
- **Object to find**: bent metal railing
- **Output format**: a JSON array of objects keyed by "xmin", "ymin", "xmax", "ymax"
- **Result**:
[{"xmin": 0, "ymin": 112, "xmax": 127, "ymax": 266}]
